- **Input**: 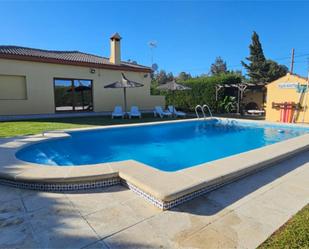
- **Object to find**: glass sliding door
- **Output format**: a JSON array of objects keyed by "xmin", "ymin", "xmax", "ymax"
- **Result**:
[
  {"xmin": 54, "ymin": 79, "xmax": 74, "ymax": 112},
  {"xmin": 73, "ymin": 80, "xmax": 93, "ymax": 111},
  {"xmin": 54, "ymin": 78, "xmax": 93, "ymax": 112}
]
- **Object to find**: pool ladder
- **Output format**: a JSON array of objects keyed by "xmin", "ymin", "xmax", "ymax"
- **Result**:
[{"xmin": 195, "ymin": 104, "xmax": 213, "ymax": 119}]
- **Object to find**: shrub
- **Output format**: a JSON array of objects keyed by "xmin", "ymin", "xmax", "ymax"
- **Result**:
[{"xmin": 162, "ymin": 73, "xmax": 242, "ymax": 112}]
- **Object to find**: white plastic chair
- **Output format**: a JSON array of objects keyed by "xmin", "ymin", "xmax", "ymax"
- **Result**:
[
  {"xmin": 112, "ymin": 106, "xmax": 125, "ymax": 119},
  {"xmin": 168, "ymin": 105, "xmax": 186, "ymax": 117},
  {"xmin": 154, "ymin": 106, "xmax": 172, "ymax": 118},
  {"xmin": 128, "ymin": 106, "xmax": 141, "ymax": 119}
]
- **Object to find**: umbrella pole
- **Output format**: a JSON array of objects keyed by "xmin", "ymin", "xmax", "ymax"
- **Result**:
[
  {"xmin": 123, "ymin": 88, "xmax": 127, "ymax": 117},
  {"xmin": 173, "ymin": 91, "xmax": 175, "ymax": 116}
]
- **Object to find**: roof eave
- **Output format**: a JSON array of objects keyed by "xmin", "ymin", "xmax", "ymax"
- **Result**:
[{"xmin": 0, "ymin": 54, "xmax": 152, "ymax": 73}]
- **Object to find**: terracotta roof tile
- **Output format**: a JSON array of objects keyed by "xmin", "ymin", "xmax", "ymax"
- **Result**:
[{"xmin": 0, "ymin": 45, "xmax": 151, "ymax": 72}]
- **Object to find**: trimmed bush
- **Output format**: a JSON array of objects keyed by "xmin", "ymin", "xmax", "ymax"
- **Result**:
[{"xmin": 161, "ymin": 74, "xmax": 242, "ymax": 112}]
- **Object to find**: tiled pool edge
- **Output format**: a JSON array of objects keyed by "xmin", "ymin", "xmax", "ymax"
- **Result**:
[
  {"xmin": 121, "ymin": 143, "xmax": 309, "ymax": 210},
  {"xmin": 0, "ymin": 177, "xmax": 121, "ymax": 192},
  {"xmin": 0, "ymin": 118, "xmax": 308, "ymax": 210},
  {"xmin": 122, "ymin": 179, "xmax": 226, "ymax": 210}
]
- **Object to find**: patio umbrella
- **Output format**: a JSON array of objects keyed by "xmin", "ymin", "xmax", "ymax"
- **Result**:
[
  {"xmin": 157, "ymin": 80, "xmax": 191, "ymax": 91},
  {"xmin": 104, "ymin": 73, "xmax": 144, "ymax": 114},
  {"xmin": 157, "ymin": 80, "xmax": 191, "ymax": 114}
]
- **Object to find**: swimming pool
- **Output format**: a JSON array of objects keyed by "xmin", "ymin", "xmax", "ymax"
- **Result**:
[{"xmin": 16, "ymin": 119, "xmax": 309, "ymax": 171}]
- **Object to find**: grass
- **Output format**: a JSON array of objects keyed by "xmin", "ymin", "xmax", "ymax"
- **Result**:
[
  {"xmin": 0, "ymin": 112, "xmax": 265, "ymax": 138},
  {"xmin": 259, "ymin": 204, "xmax": 309, "ymax": 249},
  {"xmin": 0, "ymin": 114, "xmax": 182, "ymax": 138}
]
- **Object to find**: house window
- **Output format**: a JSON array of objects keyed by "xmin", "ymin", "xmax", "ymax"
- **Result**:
[
  {"xmin": 0, "ymin": 75, "xmax": 27, "ymax": 100},
  {"xmin": 54, "ymin": 78, "xmax": 93, "ymax": 112}
]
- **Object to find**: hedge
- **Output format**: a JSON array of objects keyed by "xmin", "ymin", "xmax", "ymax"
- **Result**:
[{"xmin": 161, "ymin": 73, "xmax": 242, "ymax": 112}]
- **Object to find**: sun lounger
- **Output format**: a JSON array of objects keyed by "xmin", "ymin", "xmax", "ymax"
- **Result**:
[
  {"xmin": 112, "ymin": 106, "xmax": 125, "ymax": 119},
  {"xmin": 154, "ymin": 106, "xmax": 172, "ymax": 118},
  {"xmin": 168, "ymin": 105, "xmax": 186, "ymax": 117},
  {"xmin": 128, "ymin": 106, "xmax": 141, "ymax": 119}
]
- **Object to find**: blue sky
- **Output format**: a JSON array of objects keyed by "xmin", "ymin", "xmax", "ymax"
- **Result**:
[{"xmin": 1, "ymin": 1, "xmax": 309, "ymax": 77}]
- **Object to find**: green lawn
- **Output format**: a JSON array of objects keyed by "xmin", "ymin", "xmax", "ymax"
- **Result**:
[
  {"xmin": 0, "ymin": 113, "xmax": 265, "ymax": 138},
  {"xmin": 0, "ymin": 114, "xmax": 182, "ymax": 138},
  {"xmin": 259, "ymin": 204, "xmax": 309, "ymax": 249}
]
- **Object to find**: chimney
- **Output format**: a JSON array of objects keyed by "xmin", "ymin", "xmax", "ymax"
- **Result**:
[{"xmin": 109, "ymin": 32, "xmax": 121, "ymax": 65}]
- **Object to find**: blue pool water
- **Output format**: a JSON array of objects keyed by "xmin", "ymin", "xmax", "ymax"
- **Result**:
[{"xmin": 16, "ymin": 119, "xmax": 309, "ymax": 171}]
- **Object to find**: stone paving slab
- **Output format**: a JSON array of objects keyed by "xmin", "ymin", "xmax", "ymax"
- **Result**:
[
  {"xmin": 65, "ymin": 186, "xmax": 135, "ymax": 216},
  {"xmin": 0, "ymin": 151, "xmax": 308, "ymax": 249}
]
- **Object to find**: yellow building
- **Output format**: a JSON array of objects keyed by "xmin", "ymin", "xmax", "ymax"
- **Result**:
[
  {"xmin": 0, "ymin": 33, "xmax": 164, "ymax": 116},
  {"xmin": 265, "ymin": 73, "xmax": 309, "ymax": 123}
]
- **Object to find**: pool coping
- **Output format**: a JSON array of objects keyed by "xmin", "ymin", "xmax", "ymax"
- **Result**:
[{"xmin": 0, "ymin": 117, "xmax": 309, "ymax": 209}]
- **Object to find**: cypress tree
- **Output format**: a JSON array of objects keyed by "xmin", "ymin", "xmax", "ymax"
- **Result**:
[
  {"xmin": 242, "ymin": 31, "xmax": 288, "ymax": 83},
  {"xmin": 241, "ymin": 31, "xmax": 268, "ymax": 83}
]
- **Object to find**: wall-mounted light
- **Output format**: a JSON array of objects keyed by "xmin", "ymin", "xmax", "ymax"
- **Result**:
[{"xmin": 90, "ymin": 68, "xmax": 96, "ymax": 74}]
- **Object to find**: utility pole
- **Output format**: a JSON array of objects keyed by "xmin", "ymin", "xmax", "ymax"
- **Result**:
[{"xmin": 290, "ymin": 48, "xmax": 295, "ymax": 74}]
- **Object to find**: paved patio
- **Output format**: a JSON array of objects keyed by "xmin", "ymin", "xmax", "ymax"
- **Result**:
[{"xmin": 1, "ymin": 151, "xmax": 308, "ymax": 249}]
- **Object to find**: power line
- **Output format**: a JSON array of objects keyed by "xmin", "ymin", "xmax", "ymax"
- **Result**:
[
  {"xmin": 293, "ymin": 60, "xmax": 309, "ymax": 64},
  {"xmin": 272, "ymin": 56, "xmax": 291, "ymax": 61},
  {"xmin": 270, "ymin": 53, "xmax": 309, "ymax": 63},
  {"xmin": 294, "ymin": 53, "xmax": 309, "ymax": 58}
]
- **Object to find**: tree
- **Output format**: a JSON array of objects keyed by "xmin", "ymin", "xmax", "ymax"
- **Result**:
[
  {"xmin": 230, "ymin": 70, "xmax": 242, "ymax": 76},
  {"xmin": 154, "ymin": 70, "xmax": 174, "ymax": 85},
  {"xmin": 166, "ymin": 72, "xmax": 174, "ymax": 82},
  {"xmin": 210, "ymin": 57, "xmax": 227, "ymax": 75},
  {"xmin": 265, "ymin": 60, "xmax": 288, "ymax": 82},
  {"xmin": 155, "ymin": 70, "xmax": 168, "ymax": 84},
  {"xmin": 241, "ymin": 32, "xmax": 268, "ymax": 83},
  {"xmin": 241, "ymin": 31, "xmax": 287, "ymax": 83},
  {"xmin": 177, "ymin": 71, "xmax": 192, "ymax": 81},
  {"xmin": 151, "ymin": 70, "xmax": 174, "ymax": 95}
]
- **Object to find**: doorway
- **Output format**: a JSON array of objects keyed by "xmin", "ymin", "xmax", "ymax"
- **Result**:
[{"xmin": 54, "ymin": 78, "xmax": 93, "ymax": 112}]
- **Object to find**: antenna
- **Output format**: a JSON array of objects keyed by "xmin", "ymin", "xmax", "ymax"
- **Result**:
[
  {"xmin": 151, "ymin": 63, "xmax": 158, "ymax": 72},
  {"xmin": 148, "ymin": 40, "xmax": 157, "ymax": 66}
]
